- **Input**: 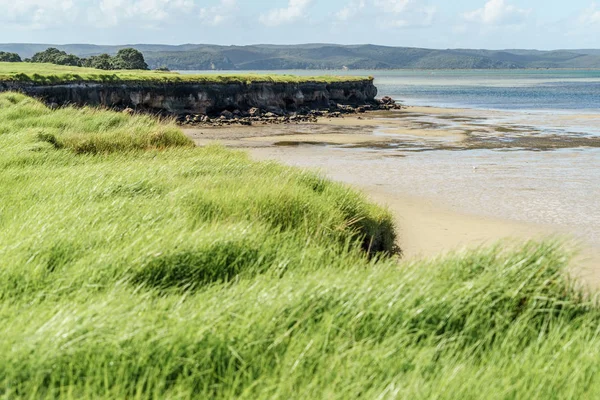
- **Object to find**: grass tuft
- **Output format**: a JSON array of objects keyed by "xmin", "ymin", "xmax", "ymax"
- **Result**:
[{"xmin": 0, "ymin": 92, "xmax": 192, "ymax": 153}]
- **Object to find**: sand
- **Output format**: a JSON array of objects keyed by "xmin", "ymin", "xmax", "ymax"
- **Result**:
[
  {"xmin": 248, "ymin": 147, "xmax": 553, "ymax": 257},
  {"xmin": 184, "ymin": 106, "xmax": 600, "ymax": 286}
]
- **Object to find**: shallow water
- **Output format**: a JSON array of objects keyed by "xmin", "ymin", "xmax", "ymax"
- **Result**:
[
  {"xmin": 310, "ymin": 147, "xmax": 600, "ymax": 247},
  {"xmin": 182, "ymin": 69, "xmax": 600, "ymax": 258}
]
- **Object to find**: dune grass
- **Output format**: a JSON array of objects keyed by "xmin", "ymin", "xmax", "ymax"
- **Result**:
[
  {"xmin": 1, "ymin": 92, "xmax": 600, "ymax": 399},
  {"xmin": 0, "ymin": 62, "xmax": 372, "ymax": 85}
]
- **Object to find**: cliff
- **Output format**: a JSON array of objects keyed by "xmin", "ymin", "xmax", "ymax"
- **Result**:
[{"xmin": 0, "ymin": 79, "xmax": 378, "ymax": 115}]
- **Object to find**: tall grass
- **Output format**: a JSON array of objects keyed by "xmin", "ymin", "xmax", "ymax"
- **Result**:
[
  {"xmin": 0, "ymin": 62, "xmax": 371, "ymax": 85},
  {"xmin": 1, "ymin": 92, "xmax": 599, "ymax": 399}
]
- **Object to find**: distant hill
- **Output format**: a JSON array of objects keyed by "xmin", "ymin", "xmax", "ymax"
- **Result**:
[{"xmin": 2, "ymin": 43, "xmax": 600, "ymax": 70}]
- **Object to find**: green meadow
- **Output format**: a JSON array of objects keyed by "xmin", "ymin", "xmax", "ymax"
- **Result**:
[
  {"xmin": 1, "ymin": 92, "xmax": 600, "ymax": 399},
  {"xmin": 0, "ymin": 62, "xmax": 371, "ymax": 85}
]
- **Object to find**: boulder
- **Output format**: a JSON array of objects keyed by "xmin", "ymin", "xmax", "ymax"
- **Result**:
[
  {"xmin": 248, "ymin": 107, "xmax": 261, "ymax": 117},
  {"xmin": 220, "ymin": 110, "xmax": 234, "ymax": 119},
  {"xmin": 380, "ymin": 96, "xmax": 395, "ymax": 105}
]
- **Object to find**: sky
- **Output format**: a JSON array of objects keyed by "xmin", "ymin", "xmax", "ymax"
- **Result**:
[{"xmin": 1, "ymin": 0, "xmax": 600, "ymax": 50}]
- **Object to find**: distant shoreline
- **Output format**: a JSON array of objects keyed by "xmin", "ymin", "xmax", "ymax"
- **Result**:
[
  {"xmin": 177, "ymin": 68, "xmax": 600, "ymax": 72},
  {"xmin": 4, "ymin": 43, "xmax": 600, "ymax": 70}
]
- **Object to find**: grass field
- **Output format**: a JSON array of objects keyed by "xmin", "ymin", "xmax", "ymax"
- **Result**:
[
  {"xmin": 0, "ymin": 62, "xmax": 372, "ymax": 85},
  {"xmin": 2, "ymin": 92, "xmax": 600, "ymax": 399}
]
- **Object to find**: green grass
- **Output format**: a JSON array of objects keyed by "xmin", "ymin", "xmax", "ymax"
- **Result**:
[
  {"xmin": 0, "ymin": 62, "xmax": 372, "ymax": 85},
  {"xmin": 1, "ymin": 92, "xmax": 600, "ymax": 399}
]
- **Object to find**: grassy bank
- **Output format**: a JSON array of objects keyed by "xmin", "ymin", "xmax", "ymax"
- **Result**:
[
  {"xmin": 0, "ymin": 62, "xmax": 372, "ymax": 85},
  {"xmin": 1, "ymin": 92, "xmax": 600, "ymax": 399}
]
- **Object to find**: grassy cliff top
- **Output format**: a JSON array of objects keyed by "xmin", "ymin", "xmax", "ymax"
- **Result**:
[{"xmin": 0, "ymin": 62, "xmax": 372, "ymax": 85}]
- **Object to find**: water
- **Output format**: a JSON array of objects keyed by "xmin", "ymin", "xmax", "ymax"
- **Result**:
[
  {"xmin": 181, "ymin": 69, "xmax": 600, "ymax": 257},
  {"xmin": 180, "ymin": 69, "xmax": 600, "ymax": 112},
  {"xmin": 371, "ymin": 70, "xmax": 600, "ymax": 112}
]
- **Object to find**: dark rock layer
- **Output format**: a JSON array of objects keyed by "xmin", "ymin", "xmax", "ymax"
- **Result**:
[{"xmin": 0, "ymin": 80, "xmax": 378, "ymax": 115}]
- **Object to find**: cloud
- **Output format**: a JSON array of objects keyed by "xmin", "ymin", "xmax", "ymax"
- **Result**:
[
  {"xmin": 391, "ymin": 5, "xmax": 436, "ymax": 27},
  {"xmin": 0, "ymin": 0, "xmax": 239, "ymax": 30},
  {"xmin": 0, "ymin": 0, "xmax": 79, "ymax": 28},
  {"xmin": 373, "ymin": 0, "xmax": 410, "ymax": 13},
  {"xmin": 97, "ymin": 0, "xmax": 196, "ymax": 26},
  {"xmin": 336, "ymin": 0, "xmax": 365, "ymax": 21},
  {"xmin": 463, "ymin": 0, "xmax": 530, "ymax": 25},
  {"xmin": 579, "ymin": 2, "xmax": 600, "ymax": 25},
  {"xmin": 96, "ymin": 0, "xmax": 238, "ymax": 27},
  {"xmin": 199, "ymin": 0, "xmax": 238, "ymax": 26},
  {"xmin": 371, "ymin": 0, "xmax": 437, "ymax": 28},
  {"xmin": 259, "ymin": 0, "xmax": 312, "ymax": 26}
]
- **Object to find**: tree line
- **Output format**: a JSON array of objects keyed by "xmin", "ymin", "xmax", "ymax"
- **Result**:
[{"xmin": 0, "ymin": 48, "xmax": 150, "ymax": 70}]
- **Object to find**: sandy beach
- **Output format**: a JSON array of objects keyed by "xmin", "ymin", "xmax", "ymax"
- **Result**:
[{"xmin": 185, "ymin": 105, "xmax": 600, "ymax": 285}]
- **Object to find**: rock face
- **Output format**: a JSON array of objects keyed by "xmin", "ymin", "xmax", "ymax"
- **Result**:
[{"xmin": 0, "ymin": 79, "xmax": 378, "ymax": 115}]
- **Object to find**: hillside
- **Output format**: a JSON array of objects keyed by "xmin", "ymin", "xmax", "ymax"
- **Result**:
[{"xmin": 2, "ymin": 43, "xmax": 600, "ymax": 70}]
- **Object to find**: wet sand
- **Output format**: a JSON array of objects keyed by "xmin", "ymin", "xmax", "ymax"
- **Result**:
[{"xmin": 184, "ymin": 105, "xmax": 600, "ymax": 286}]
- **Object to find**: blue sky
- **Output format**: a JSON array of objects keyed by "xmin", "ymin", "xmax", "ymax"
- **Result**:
[{"xmin": 1, "ymin": 0, "xmax": 599, "ymax": 49}]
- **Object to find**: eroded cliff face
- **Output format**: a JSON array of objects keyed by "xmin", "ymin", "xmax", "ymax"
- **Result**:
[{"xmin": 0, "ymin": 80, "xmax": 377, "ymax": 115}]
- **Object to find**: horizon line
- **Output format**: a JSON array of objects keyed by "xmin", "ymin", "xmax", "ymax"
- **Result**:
[{"xmin": 1, "ymin": 43, "xmax": 599, "ymax": 53}]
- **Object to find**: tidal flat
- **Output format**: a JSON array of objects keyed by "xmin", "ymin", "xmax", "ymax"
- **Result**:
[{"xmin": 186, "ymin": 105, "xmax": 600, "ymax": 284}]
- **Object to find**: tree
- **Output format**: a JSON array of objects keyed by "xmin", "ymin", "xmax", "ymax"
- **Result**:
[
  {"xmin": 83, "ymin": 54, "xmax": 114, "ymax": 70},
  {"xmin": 111, "ymin": 48, "xmax": 148, "ymax": 70},
  {"xmin": 31, "ymin": 48, "xmax": 82, "ymax": 66},
  {"xmin": 0, "ymin": 52, "xmax": 22, "ymax": 62},
  {"xmin": 54, "ymin": 54, "xmax": 83, "ymax": 67},
  {"xmin": 31, "ymin": 48, "xmax": 65, "ymax": 63}
]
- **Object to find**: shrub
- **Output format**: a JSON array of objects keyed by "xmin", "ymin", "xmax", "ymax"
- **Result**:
[{"xmin": 0, "ymin": 51, "xmax": 21, "ymax": 62}]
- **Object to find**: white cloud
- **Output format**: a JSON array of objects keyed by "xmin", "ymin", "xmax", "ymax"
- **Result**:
[
  {"xmin": 336, "ymin": 0, "xmax": 365, "ymax": 21},
  {"xmin": 260, "ymin": 0, "xmax": 312, "ymax": 26},
  {"xmin": 373, "ymin": 0, "xmax": 410, "ymax": 13},
  {"xmin": 370, "ymin": 0, "xmax": 437, "ymax": 28},
  {"xmin": 0, "ymin": 0, "xmax": 78, "ymax": 28},
  {"xmin": 463, "ymin": 0, "xmax": 530, "ymax": 25},
  {"xmin": 391, "ymin": 5, "xmax": 436, "ymax": 27},
  {"xmin": 97, "ymin": 0, "xmax": 196, "ymax": 26},
  {"xmin": 200, "ymin": 0, "xmax": 238, "ymax": 26},
  {"xmin": 579, "ymin": 2, "xmax": 600, "ymax": 25}
]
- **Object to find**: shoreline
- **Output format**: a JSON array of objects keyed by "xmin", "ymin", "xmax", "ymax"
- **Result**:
[
  {"xmin": 184, "ymin": 104, "xmax": 600, "ymax": 284},
  {"xmin": 247, "ymin": 144, "xmax": 600, "ymax": 287}
]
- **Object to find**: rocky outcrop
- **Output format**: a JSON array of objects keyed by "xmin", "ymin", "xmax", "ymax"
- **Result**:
[{"xmin": 0, "ymin": 79, "xmax": 378, "ymax": 116}]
